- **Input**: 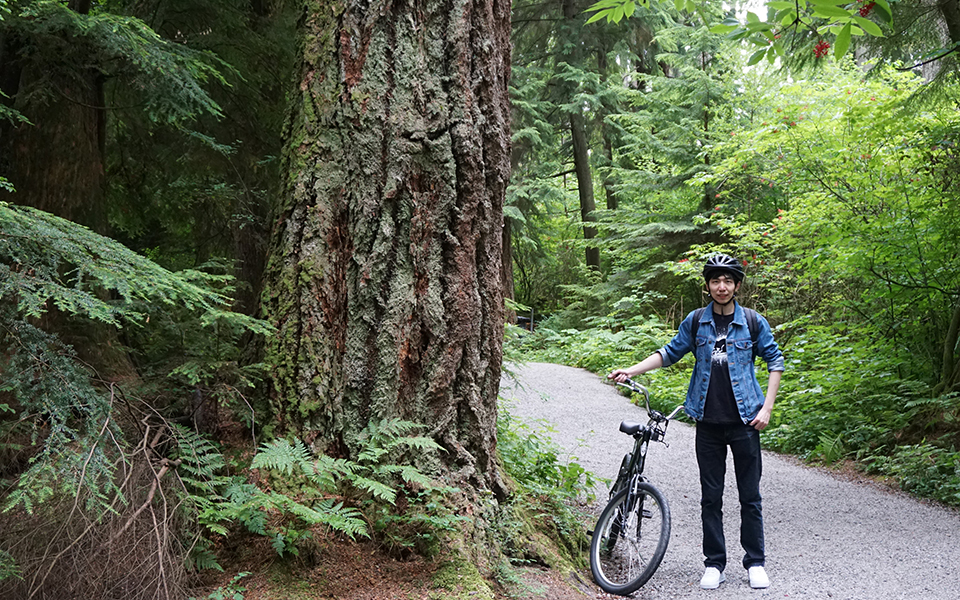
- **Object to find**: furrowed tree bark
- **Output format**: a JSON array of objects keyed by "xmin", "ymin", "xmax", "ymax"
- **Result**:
[{"xmin": 261, "ymin": 0, "xmax": 510, "ymax": 497}]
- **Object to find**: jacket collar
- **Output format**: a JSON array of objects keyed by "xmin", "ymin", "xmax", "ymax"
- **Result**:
[{"xmin": 703, "ymin": 301, "xmax": 746, "ymax": 326}]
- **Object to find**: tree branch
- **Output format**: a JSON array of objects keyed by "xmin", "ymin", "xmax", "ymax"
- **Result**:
[{"xmin": 896, "ymin": 44, "xmax": 960, "ymax": 72}]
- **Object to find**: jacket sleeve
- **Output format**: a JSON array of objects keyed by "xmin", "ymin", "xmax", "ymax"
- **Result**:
[
  {"xmin": 756, "ymin": 313, "xmax": 785, "ymax": 372},
  {"xmin": 657, "ymin": 310, "xmax": 696, "ymax": 368}
]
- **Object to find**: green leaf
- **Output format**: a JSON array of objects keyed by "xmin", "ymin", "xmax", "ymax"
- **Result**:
[
  {"xmin": 710, "ymin": 24, "xmax": 739, "ymax": 34},
  {"xmin": 780, "ymin": 10, "xmax": 798, "ymax": 25},
  {"xmin": 584, "ymin": 0, "xmax": 623, "ymax": 23},
  {"xmin": 834, "ymin": 22, "xmax": 852, "ymax": 58},
  {"xmin": 747, "ymin": 48, "xmax": 768, "ymax": 66},
  {"xmin": 853, "ymin": 15, "xmax": 884, "ymax": 36},
  {"xmin": 767, "ymin": 1, "xmax": 795, "ymax": 8},
  {"xmin": 585, "ymin": 10, "xmax": 607, "ymax": 24},
  {"xmin": 812, "ymin": 5, "xmax": 853, "ymax": 18},
  {"xmin": 873, "ymin": 0, "xmax": 893, "ymax": 24}
]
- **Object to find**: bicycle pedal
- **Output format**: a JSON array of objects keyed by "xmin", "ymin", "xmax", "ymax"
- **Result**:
[{"xmin": 642, "ymin": 509, "xmax": 653, "ymax": 518}]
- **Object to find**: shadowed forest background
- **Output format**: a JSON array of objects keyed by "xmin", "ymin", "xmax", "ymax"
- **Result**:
[{"xmin": 1, "ymin": 0, "xmax": 959, "ymax": 598}]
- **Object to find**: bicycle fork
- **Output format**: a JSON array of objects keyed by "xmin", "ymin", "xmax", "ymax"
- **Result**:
[{"xmin": 609, "ymin": 477, "xmax": 651, "ymax": 545}]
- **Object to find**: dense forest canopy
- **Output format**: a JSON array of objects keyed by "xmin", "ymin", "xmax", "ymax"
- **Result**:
[{"xmin": 1, "ymin": 0, "xmax": 959, "ymax": 597}]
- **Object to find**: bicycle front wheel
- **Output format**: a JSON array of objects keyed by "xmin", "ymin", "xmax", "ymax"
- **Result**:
[{"xmin": 590, "ymin": 481, "xmax": 671, "ymax": 596}]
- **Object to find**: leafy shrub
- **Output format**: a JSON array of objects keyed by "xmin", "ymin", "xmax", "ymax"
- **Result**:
[
  {"xmin": 495, "ymin": 404, "xmax": 597, "ymax": 567},
  {"xmin": 497, "ymin": 407, "xmax": 598, "ymax": 501},
  {"xmin": 864, "ymin": 445, "xmax": 960, "ymax": 506},
  {"xmin": 0, "ymin": 202, "xmax": 275, "ymax": 593},
  {"xmin": 509, "ymin": 312, "xmax": 674, "ymax": 375}
]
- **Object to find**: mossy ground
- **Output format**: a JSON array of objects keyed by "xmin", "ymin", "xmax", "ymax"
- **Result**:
[{"xmin": 188, "ymin": 498, "xmax": 596, "ymax": 600}]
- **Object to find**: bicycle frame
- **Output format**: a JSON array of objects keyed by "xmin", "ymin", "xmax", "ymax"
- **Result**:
[
  {"xmin": 608, "ymin": 380, "xmax": 684, "ymax": 539},
  {"xmin": 591, "ymin": 378, "xmax": 682, "ymax": 594},
  {"xmin": 612, "ymin": 380, "xmax": 684, "ymax": 497}
]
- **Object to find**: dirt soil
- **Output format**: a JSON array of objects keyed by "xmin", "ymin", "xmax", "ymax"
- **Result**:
[{"xmin": 198, "ymin": 532, "xmax": 609, "ymax": 600}]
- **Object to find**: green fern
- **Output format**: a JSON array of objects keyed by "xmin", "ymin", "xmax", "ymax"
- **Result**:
[
  {"xmin": 250, "ymin": 439, "xmax": 314, "ymax": 477},
  {"xmin": 246, "ymin": 419, "xmax": 458, "ymax": 557}
]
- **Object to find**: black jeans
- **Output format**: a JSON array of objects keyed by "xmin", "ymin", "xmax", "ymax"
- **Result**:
[{"xmin": 695, "ymin": 421, "xmax": 765, "ymax": 571}]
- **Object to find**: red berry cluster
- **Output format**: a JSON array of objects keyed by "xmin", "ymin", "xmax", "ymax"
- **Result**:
[
  {"xmin": 858, "ymin": 1, "xmax": 876, "ymax": 16},
  {"xmin": 814, "ymin": 40, "xmax": 830, "ymax": 58}
]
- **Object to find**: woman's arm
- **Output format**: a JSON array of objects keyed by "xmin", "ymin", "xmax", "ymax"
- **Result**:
[
  {"xmin": 608, "ymin": 353, "xmax": 664, "ymax": 383},
  {"xmin": 749, "ymin": 369, "xmax": 782, "ymax": 431}
]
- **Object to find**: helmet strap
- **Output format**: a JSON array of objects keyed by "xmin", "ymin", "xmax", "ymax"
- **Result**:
[{"xmin": 707, "ymin": 287, "xmax": 737, "ymax": 308}]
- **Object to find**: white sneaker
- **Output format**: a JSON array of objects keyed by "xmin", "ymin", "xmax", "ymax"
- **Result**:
[
  {"xmin": 700, "ymin": 567, "xmax": 725, "ymax": 589},
  {"xmin": 748, "ymin": 565, "xmax": 770, "ymax": 589}
]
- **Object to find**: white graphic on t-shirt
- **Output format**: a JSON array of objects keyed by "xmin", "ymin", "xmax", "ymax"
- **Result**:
[{"xmin": 712, "ymin": 328, "xmax": 728, "ymax": 366}]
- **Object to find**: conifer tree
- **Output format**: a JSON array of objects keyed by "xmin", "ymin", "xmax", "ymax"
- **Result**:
[{"xmin": 261, "ymin": 0, "xmax": 511, "ymax": 500}]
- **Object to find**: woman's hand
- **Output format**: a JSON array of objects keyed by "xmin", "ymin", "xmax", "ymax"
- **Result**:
[
  {"xmin": 750, "ymin": 406, "xmax": 772, "ymax": 431},
  {"xmin": 608, "ymin": 369, "xmax": 631, "ymax": 383}
]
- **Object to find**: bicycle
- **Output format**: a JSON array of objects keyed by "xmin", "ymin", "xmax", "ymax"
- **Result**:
[{"xmin": 589, "ymin": 378, "xmax": 684, "ymax": 596}]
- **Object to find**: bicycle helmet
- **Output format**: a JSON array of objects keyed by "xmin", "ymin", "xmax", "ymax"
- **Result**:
[{"xmin": 702, "ymin": 253, "xmax": 745, "ymax": 283}]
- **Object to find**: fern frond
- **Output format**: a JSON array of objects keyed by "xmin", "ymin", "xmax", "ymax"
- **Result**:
[
  {"xmin": 388, "ymin": 436, "xmax": 444, "ymax": 453},
  {"xmin": 356, "ymin": 446, "xmax": 389, "ymax": 463},
  {"xmin": 348, "ymin": 476, "xmax": 397, "ymax": 504},
  {"xmin": 251, "ymin": 439, "xmax": 313, "ymax": 477}
]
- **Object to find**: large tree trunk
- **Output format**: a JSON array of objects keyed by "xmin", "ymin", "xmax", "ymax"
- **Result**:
[
  {"xmin": 596, "ymin": 46, "xmax": 619, "ymax": 211},
  {"xmin": 935, "ymin": 299, "xmax": 960, "ymax": 395},
  {"xmin": 261, "ymin": 0, "xmax": 510, "ymax": 497},
  {"xmin": 502, "ymin": 217, "xmax": 517, "ymax": 323}
]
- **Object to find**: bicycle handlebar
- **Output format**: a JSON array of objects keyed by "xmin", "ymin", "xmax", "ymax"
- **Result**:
[
  {"xmin": 615, "ymin": 378, "xmax": 649, "ymax": 398},
  {"xmin": 616, "ymin": 378, "xmax": 684, "ymax": 424},
  {"xmin": 664, "ymin": 404, "xmax": 684, "ymax": 421}
]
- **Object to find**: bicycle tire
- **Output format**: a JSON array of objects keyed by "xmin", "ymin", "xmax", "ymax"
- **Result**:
[{"xmin": 590, "ymin": 482, "xmax": 671, "ymax": 596}]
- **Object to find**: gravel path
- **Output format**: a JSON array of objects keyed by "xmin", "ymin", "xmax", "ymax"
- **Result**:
[{"xmin": 499, "ymin": 362, "xmax": 960, "ymax": 600}]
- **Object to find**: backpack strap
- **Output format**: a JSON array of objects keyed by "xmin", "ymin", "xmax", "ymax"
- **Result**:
[
  {"xmin": 743, "ymin": 307, "xmax": 759, "ymax": 360},
  {"xmin": 690, "ymin": 307, "xmax": 706, "ymax": 341}
]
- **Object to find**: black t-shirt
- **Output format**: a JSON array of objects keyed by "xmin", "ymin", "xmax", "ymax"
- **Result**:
[{"xmin": 702, "ymin": 312, "xmax": 742, "ymax": 424}]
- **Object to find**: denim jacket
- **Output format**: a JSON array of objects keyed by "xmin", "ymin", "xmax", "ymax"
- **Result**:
[{"xmin": 657, "ymin": 302, "xmax": 785, "ymax": 424}]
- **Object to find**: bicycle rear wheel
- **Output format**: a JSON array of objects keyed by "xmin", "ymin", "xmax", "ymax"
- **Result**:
[{"xmin": 590, "ymin": 481, "xmax": 671, "ymax": 596}]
